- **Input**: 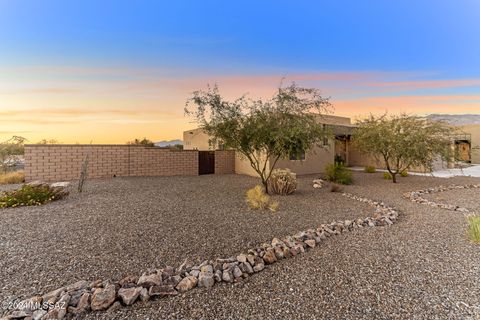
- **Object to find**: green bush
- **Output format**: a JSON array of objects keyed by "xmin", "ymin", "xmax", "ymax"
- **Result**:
[
  {"xmin": 325, "ymin": 163, "xmax": 352, "ymax": 185},
  {"xmin": 400, "ymin": 170, "xmax": 409, "ymax": 177},
  {"xmin": 364, "ymin": 166, "xmax": 376, "ymax": 173},
  {"xmin": 0, "ymin": 184, "xmax": 67, "ymax": 208},
  {"xmin": 383, "ymin": 172, "xmax": 393, "ymax": 180},
  {"xmin": 467, "ymin": 216, "xmax": 480, "ymax": 244}
]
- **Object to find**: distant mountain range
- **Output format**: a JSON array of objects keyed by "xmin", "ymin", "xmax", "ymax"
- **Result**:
[
  {"xmin": 154, "ymin": 139, "xmax": 183, "ymax": 147},
  {"xmin": 427, "ymin": 114, "xmax": 480, "ymax": 125}
]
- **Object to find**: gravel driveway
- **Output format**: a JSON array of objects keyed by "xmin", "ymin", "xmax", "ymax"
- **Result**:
[{"xmin": 2, "ymin": 173, "xmax": 480, "ymax": 319}]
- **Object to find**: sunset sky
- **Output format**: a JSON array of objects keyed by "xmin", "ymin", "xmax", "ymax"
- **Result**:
[{"xmin": 1, "ymin": 0, "xmax": 479, "ymax": 143}]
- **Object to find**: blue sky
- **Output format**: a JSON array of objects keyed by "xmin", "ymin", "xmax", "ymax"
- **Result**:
[{"xmin": 0, "ymin": 0, "xmax": 479, "ymax": 142}]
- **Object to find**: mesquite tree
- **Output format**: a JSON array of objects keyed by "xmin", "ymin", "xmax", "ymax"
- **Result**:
[
  {"xmin": 353, "ymin": 114, "xmax": 454, "ymax": 183},
  {"xmin": 186, "ymin": 83, "xmax": 331, "ymax": 193}
]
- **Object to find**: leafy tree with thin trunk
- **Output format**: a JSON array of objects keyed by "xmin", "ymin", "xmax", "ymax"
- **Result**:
[
  {"xmin": 0, "ymin": 136, "xmax": 26, "ymax": 173},
  {"xmin": 353, "ymin": 114, "xmax": 454, "ymax": 183},
  {"xmin": 186, "ymin": 82, "xmax": 331, "ymax": 193}
]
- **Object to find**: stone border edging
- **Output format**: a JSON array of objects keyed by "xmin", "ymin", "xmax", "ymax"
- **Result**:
[
  {"xmin": 403, "ymin": 184, "xmax": 479, "ymax": 215},
  {"xmin": 1, "ymin": 192, "xmax": 399, "ymax": 320}
]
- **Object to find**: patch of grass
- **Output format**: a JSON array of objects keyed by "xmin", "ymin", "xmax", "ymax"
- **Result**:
[
  {"xmin": 0, "ymin": 171, "xmax": 25, "ymax": 184},
  {"xmin": 467, "ymin": 216, "xmax": 480, "ymax": 244},
  {"xmin": 364, "ymin": 166, "xmax": 376, "ymax": 173},
  {"xmin": 400, "ymin": 170, "xmax": 409, "ymax": 177},
  {"xmin": 330, "ymin": 183, "xmax": 343, "ymax": 193},
  {"xmin": 0, "ymin": 184, "xmax": 66, "ymax": 208},
  {"xmin": 325, "ymin": 163, "xmax": 352, "ymax": 185},
  {"xmin": 246, "ymin": 185, "xmax": 279, "ymax": 212},
  {"xmin": 383, "ymin": 172, "xmax": 393, "ymax": 180}
]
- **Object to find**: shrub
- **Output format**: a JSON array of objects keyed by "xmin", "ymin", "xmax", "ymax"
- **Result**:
[
  {"xmin": 246, "ymin": 185, "xmax": 279, "ymax": 212},
  {"xmin": 364, "ymin": 166, "xmax": 376, "ymax": 173},
  {"xmin": 0, "ymin": 184, "xmax": 68, "ymax": 208},
  {"xmin": 0, "ymin": 171, "xmax": 25, "ymax": 184},
  {"xmin": 467, "ymin": 216, "xmax": 480, "ymax": 244},
  {"xmin": 383, "ymin": 172, "xmax": 393, "ymax": 180},
  {"xmin": 330, "ymin": 183, "xmax": 343, "ymax": 193},
  {"xmin": 400, "ymin": 170, "xmax": 408, "ymax": 177},
  {"xmin": 268, "ymin": 169, "xmax": 297, "ymax": 195},
  {"xmin": 325, "ymin": 163, "xmax": 352, "ymax": 185}
]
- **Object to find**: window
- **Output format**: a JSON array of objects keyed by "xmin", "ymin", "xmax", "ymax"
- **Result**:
[
  {"xmin": 289, "ymin": 150, "xmax": 305, "ymax": 161},
  {"xmin": 322, "ymin": 137, "xmax": 329, "ymax": 146}
]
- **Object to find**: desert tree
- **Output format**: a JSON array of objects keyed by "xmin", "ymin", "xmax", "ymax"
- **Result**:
[
  {"xmin": 0, "ymin": 136, "xmax": 26, "ymax": 173},
  {"xmin": 353, "ymin": 114, "xmax": 454, "ymax": 183},
  {"xmin": 127, "ymin": 138, "xmax": 155, "ymax": 147},
  {"xmin": 186, "ymin": 82, "xmax": 332, "ymax": 193}
]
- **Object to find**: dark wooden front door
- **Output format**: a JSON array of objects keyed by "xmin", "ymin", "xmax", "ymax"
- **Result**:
[{"xmin": 199, "ymin": 151, "xmax": 215, "ymax": 175}]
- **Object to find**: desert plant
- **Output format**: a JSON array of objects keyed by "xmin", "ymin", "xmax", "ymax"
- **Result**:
[
  {"xmin": 383, "ymin": 172, "xmax": 393, "ymax": 180},
  {"xmin": 0, "ymin": 136, "xmax": 26, "ymax": 173},
  {"xmin": 186, "ymin": 82, "xmax": 332, "ymax": 194},
  {"xmin": 268, "ymin": 169, "xmax": 297, "ymax": 195},
  {"xmin": 353, "ymin": 113, "xmax": 453, "ymax": 183},
  {"xmin": 334, "ymin": 154, "xmax": 345, "ymax": 165},
  {"xmin": 467, "ymin": 216, "xmax": 480, "ymax": 244},
  {"xmin": 364, "ymin": 166, "xmax": 376, "ymax": 173},
  {"xmin": 78, "ymin": 154, "xmax": 89, "ymax": 193},
  {"xmin": 400, "ymin": 170, "xmax": 408, "ymax": 177},
  {"xmin": 246, "ymin": 185, "xmax": 279, "ymax": 212},
  {"xmin": 0, "ymin": 171, "xmax": 25, "ymax": 184},
  {"xmin": 330, "ymin": 183, "xmax": 343, "ymax": 192},
  {"xmin": 127, "ymin": 138, "xmax": 155, "ymax": 147},
  {"xmin": 0, "ymin": 184, "xmax": 68, "ymax": 208},
  {"xmin": 325, "ymin": 163, "xmax": 352, "ymax": 185}
]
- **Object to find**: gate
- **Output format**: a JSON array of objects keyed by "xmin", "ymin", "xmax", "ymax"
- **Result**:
[{"xmin": 198, "ymin": 151, "xmax": 215, "ymax": 175}]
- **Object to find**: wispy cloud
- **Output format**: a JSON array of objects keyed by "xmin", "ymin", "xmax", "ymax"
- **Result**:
[{"xmin": 1, "ymin": 65, "xmax": 479, "ymax": 143}]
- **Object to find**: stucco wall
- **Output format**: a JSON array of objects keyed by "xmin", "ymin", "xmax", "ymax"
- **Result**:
[
  {"xmin": 234, "ymin": 152, "xmax": 266, "ymax": 177},
  {"xmin": 461, "ymin": 124, "xmax": 480, "ymax": 164},
  {"xmin": 183, "ymin": 128, "xmax": 217, "ymax": 150},
  {"xmin": 273, "ymin": 143, "xmax": 334, "ymax": 175}
]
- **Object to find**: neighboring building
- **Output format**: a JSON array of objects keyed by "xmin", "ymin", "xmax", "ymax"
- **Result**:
[
  {"xmin": 184, "ymin": 115, "xmax": 358, "ymax": 176},
  {"xmin": 460, "ymin": 124, "xmax": 480, "ymax": 164},
  {"xmin": 183, "ymin": 128, "xmax": 221, "ymax": 151}
]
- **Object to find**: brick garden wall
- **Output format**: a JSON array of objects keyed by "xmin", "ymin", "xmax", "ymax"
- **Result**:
[
  {"xmin": 24, "ymin": 145, "xmax": 237, "ymax": 182},
  {"xmin": 24, "ymin": 145, "xmax": 200, "ymax": 182},
  {"xmin": 214, "ymin": 150, "xmax": 235, "ymax": 174}
]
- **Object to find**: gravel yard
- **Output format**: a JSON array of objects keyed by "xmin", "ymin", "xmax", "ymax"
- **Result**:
[
  {"xmin": 0, "ymin": 174, "xmax": 371, "ymax": 305},
  {"xmin": 2, "ymin": 172, "xmax": 480, "ymax": 319},
  {"xmin": 422, "ymin": 188, "xmax": 480, "ymax": 214}
]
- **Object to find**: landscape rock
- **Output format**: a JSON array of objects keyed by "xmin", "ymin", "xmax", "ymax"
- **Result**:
[
  {"xmin": 91, "ymin": 284, "xmax": 116, "ymax": 311},
  {"xmin": 198, "ymin": 272, "xmax": 215, "ymax": 288},
  {"xmin": 118, "ymin": 275, "xmax": 138, "ymax": 288},
  {"xmin": 149, "ymin": 285, "xmax": 178, "ymax": 297},
  {"xmin": 305, "ymin": 239, "xmax": 316, "ymax": 248},
  {"xmin": 262, "ymin": 248, "xmax": 277, "ymax": 264},
  {"xmin": 118, "ymin": 287, "xmax": 142, "ymax": 305},
  {"xmin": 32, "ymin": 309, "xmax": 47, "ymax": 320},
  {"xmin": 176, "ymin": 276, "xmax": 198, "ymax": 293},
  {"xmin": 139, "ymin": 287, "xmax": 150, "ymax": 302},
  {"xmin": 222, "ymin": 269, "xmax": 234, "ymax": 282},
  {"xmin": 137, "ymin": 272, "xmax": 162, "ymax": 288},
  {"xmin": 68, "ymin": 292, "xmax": 90, "ymax": 314}
]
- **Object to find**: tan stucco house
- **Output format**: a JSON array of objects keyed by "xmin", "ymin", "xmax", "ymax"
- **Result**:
[{"xmin": 184, "ymin": 115, "xmax": 360, "ymax": 176}]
